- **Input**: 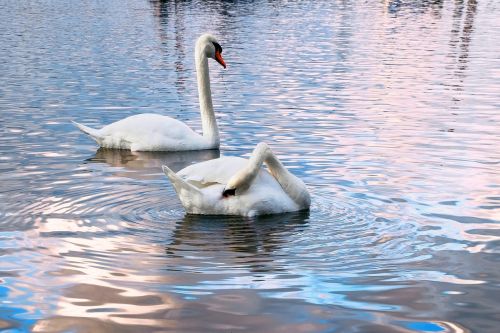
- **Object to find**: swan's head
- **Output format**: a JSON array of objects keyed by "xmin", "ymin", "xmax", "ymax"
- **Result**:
[
  {"xmin": 196, "ymin": 33, "xmax": 226, "ymax": 69},
  {"xmin": 222, "ymin": 187, "xmax": 236, "ymax": 198}
]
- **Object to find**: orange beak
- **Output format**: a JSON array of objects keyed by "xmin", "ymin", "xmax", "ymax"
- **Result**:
[{"xmin": 215, "ymin": 50, "xmax": 226, "ymax": 69}]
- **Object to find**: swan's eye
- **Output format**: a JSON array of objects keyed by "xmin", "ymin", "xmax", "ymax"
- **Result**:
[
  {"xmin": 212, "ymin": 42, "xmax": 226, "ymax": 68},
  {"xmin": 212, "ymin": 42, "xmax": 222, "ymax": 54},
  {"xmin": 222, "ymin": 188, "xmax": 236, "ymax": 198}
]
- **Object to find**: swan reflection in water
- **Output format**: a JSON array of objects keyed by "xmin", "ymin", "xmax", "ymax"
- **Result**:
[
  {"xmin": 85, "ymin": 148, "xmax": 220, "ymax": 179},
  {"xmin": 164, "ymin": 211, "xmax": 310, "ymax": 272},
  {"xmin": 29, "ymin": 211, "xmax": 311, "ymax": 333}
]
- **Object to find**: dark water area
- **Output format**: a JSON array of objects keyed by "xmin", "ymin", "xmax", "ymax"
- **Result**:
[{"xmin": 1, "ymin": 0, "xmax": 499, "ymax": 332}]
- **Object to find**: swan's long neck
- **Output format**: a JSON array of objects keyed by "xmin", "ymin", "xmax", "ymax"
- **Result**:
[
  {"xmin": 263, "ymin": 150, "xmax": 310, "ymax": 208},
  {"xmin": 226, "ymin": 143, "xmax": 311, "ymax": 208},
  {"xmin": 195, "ymin": 47, "xmax": 220, "ymax": 147}
]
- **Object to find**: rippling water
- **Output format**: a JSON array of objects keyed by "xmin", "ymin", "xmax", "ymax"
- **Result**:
[{"xmin": 1, "ymin": 0, "xmax": 499, "ymax": 332}]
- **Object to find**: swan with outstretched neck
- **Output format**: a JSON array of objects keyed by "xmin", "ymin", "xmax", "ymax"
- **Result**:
[
  {"xmin": 162, "ymin": 142, "xmax": 311, "ymax": 216},
  {"xmin": 72, "ymin": 34, "xmax": 226, "ymax": 151}
]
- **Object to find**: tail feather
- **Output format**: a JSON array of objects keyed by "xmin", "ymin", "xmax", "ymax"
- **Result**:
[
  {"xmin": 72, "ymin": 121, "xmax": 103, "ymax": 144},
  {"xmin": 162, "ymin": 165, "xmax": 201, "ymax": 196}
]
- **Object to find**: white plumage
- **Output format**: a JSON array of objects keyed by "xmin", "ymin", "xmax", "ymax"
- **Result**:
[
  {"xmin": 72, "ymin": 34, "xmax": 226, "ymax": 151},
  {"xmin": 72, "ymin": 114, "xmax": 210, "ymax": 151},
  {"xmin": 162, "ymin": 143, "xmax": 311, "ymax": 216}
]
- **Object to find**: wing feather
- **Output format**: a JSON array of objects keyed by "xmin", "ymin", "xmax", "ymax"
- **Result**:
[{"xmin": 178, "ymin": 156, "xmax": 248, "ymax": 186}]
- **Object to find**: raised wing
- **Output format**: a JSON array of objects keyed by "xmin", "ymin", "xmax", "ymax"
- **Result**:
[{"xmin": 177, "ymin": 156, "xmax": 248, "ymax": 187}]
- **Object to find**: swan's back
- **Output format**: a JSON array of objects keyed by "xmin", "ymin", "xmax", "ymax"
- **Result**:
[
  {"xmin": 178, "ymin": 156, "xmax": 248, "ymax": 186},
  {"xmin": 99, "ymin": 114, "xmax": 208, "ymax": 151},
  {"xmin": 102, "ymin": 114, "xmax": 194, "ymax": 138}
]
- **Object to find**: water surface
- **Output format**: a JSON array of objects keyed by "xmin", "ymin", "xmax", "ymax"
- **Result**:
[{"xmin": 0, "ymin": 0, "xmax": 499, "ymax": 332}]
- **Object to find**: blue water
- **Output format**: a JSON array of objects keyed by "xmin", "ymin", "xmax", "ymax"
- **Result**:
[{"xmin": 1, "ymin": 0, "xmax": 499, "ymax": 332}]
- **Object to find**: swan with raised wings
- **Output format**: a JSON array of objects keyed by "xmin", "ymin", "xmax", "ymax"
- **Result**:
[
  {"xmin": 72, "ymin": 34, "xmax": 226, "ymax": 151},
  {"xmin": 162, "ymin": 143, "xmax": 311, "ymax": 216}
]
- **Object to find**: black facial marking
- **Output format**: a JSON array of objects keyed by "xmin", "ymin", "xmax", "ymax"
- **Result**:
[
  {"xmin": 212, "ymin": 42, "xmax": 222, "ymax": 54},
  {"xmin": 222, "ymin": 188, "xmax": 236, "ymax": 198}
]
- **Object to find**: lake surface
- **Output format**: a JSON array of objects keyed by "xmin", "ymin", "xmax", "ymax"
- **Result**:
[{"xmin": 1, "ymin": 0, "xmax": 499, "ymax": 332}]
